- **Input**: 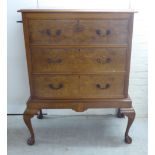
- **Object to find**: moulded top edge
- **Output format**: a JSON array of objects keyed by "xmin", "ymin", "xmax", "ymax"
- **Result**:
[{"xmin": 17, "ymin": 9, "xmax": 137, "ymax": 13}]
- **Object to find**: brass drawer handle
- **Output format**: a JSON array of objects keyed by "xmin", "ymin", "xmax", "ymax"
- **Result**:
[
  {"xmin": 96, "ymin": 57, "xmax": 111, "ymax": 64},
  {"xmin": 48, "ymin": 83, "xmax": 63, "ymax": 89},
  {"xmin": 56, "ymin": 29, "xmax": 62, "ymax": 36},
  {"xmin": 47, "ymin": 58, "xmax": 62, "ymax": 64},
  {"xmin": 46, "ymin": 29, "xmax": 51, "ymax": 36},
  {"xmin": 96, "ymin": 29, "xmax": 111, "ymax": 36},
  {"xmin": 43, "ymin": 29, "xmax": 62, "ymax": 36},
  {"xmin": 96, "ymin": 83, "xmax": 110, "ymax": 89}
]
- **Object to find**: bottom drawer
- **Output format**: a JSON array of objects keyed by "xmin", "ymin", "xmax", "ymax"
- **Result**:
[
  {"xmin": 32, "ymin": 75, "xmax": 79, "ymax": 99},
  {"xmin": 32, "ymin": 74, "xmax": 125, "ymax": 99},
  {"xmin": 80, "ymin": 75, "xmax": 125, "ymax": 98}
]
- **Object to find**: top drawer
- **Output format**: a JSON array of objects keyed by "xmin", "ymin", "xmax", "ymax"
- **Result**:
[{"xmin": 28, "ymin": 19, "xmax": 128, "ymax": 45}]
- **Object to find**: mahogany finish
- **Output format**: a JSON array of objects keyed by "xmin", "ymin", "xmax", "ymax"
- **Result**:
[
  {"xmin": 28, "ymin": 19, "xmax": 128, "ymax": 45},
  {"xmin": 31, "ymin": 47, "xmax": 127, "ymax": 73},
  {"xmin": 19, "ymin": 9, "xmax": 136, "ymax": 145}
]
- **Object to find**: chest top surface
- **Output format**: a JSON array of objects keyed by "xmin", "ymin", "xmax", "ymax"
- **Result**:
[{"xmin": 18, "ymin": 9, "xmax": 136, "ymax": 12}]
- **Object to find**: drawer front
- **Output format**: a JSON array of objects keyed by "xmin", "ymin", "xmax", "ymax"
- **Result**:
[
  {"xmin": 79, "ymin": 48, "xmax": 126, "ymax": 72},
  {"xmin": 31, "ymin": 47, "xmax": 79, "ymax": 73},
  {"xmin": 31, "ymin": 47, "xmax": 126, "ymax": 73},
  {"xmin": 28, "ymin": 19, "xmax": 128, "ymax": 45},
  {"xmin": 32, "ymin": 75, "xmax": 79, "ymax": 98},
  {"xmin": 80, "ymin": 75, "xmax": 125, "ymax": 98}
]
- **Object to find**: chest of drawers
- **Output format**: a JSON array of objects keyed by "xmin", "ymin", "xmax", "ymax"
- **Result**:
[{"xmin": 19, "ymin": 9, "xmax": 136, "ymax": 145}]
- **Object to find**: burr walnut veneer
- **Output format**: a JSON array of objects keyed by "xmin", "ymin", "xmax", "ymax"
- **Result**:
[{"xmin": 18, "ymin": 9, "xmax": 136, "ymax": 145}]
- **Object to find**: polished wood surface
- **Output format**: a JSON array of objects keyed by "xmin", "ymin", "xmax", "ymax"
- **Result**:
[
  {"xmin": 120, "ymin": 108, "xmax": 136, "ymax": 144},
  {"xmin": 28, "ymin": 19, "xmax": 128, "ymax": 45},
  {"xmin": 31, "ymin": 47, "xmax": 127, "ymax": 73},
  {"xmin": 80, "ymin": 75, "xmax": 125, "ymax": 98},
  {"xmin": 32, "ymin": 75, "xmax": 79, "ymax": 98},
  {"xmin": 31, "ymin": 74, "xmax": 125, "ymax": 99},
  {"xmin": 18, "ymin": 9, "xmax": 136, "ymax": 13},
  {"xmin": 27, "ymin": 97, "xmax": 132, "ymax": 110},
  {"xmin": 20, "ymin": 10, "xmax": 136, "ymax": 145}
]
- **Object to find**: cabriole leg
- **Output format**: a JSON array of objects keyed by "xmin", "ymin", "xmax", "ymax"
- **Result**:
[
  {"xmin": 23, "ymin": 107, "xmax": 39, "ymax": 145},
  {"xmin": 120, "ymin": 108, "xmax": 136, "ymax": 144}
]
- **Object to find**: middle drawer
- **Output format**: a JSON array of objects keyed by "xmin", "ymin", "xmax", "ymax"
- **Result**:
[
  {"xmin": 31, "ymin": 47, "xmax": 126, "ymax": 73},
  {"xmin": 31, "ymin": 74, "xmax": 125, "ymax": 99}
]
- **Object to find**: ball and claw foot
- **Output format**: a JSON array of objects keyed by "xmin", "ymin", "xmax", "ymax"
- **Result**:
[
  {"xmin": 27, "ymin": 137, "xmax": 35, "ymax": 145},
  {"xmin": 125, "ymin": 135, "xmax": 132, "ymax": 144}
]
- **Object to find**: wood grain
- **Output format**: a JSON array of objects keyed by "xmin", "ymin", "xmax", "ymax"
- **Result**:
[
  {"xmin": 80, "ymin": 74, "xmax": 125, "ymax": 98},
  {"xmin": 18, "ymin": 9, "xmax": 136, "ymax": 13},
  {"xmin": 28, "ymin": 19, "xmax": 128, "ymax": 45},
  {"xmin": 31, "ymin": 47, "xmax": 127, "ymax": 73},
  {"xmin": 32, "ymin": 75, "xmax": 79, "ymax": 99},
  {"xmin": 21, "ymin": 10, "xmax": 135, "ymax": 145}
]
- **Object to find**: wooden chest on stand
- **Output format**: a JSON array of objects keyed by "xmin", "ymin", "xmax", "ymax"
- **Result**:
[{"xmin": 18, "ymin": 9, "xmax": 136, "ymax": 145}]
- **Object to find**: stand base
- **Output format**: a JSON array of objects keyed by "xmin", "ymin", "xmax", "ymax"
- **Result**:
[{"xmin": 23, "ymin": 97, "xmax": 135, "ymax": 145}]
